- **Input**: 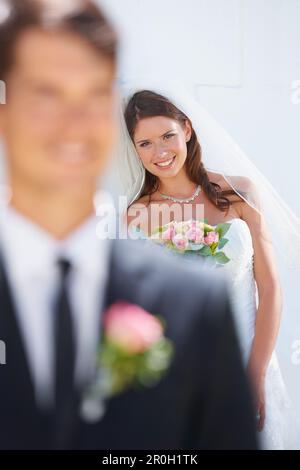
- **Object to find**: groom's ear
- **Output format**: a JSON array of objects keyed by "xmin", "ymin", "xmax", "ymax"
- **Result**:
[{"xmin": 184, "ymin": 119, "xmax": 192, "ymax": 142}]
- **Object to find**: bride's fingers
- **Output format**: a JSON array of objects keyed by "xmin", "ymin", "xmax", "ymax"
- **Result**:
[{"xmin": 257, "ymin": 403, "xmax": 266, "ymax": 432}]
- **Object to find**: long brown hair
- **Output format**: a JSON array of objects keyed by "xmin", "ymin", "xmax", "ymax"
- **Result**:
[{"xmin": 125, "ymin": 90, "xmax": 243, "ymax": 212}]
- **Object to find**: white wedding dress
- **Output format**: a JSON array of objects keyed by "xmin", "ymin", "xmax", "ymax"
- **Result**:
[
  {"xmin": 132, "ymin": 217, "xmax": 299, "ymax": 449},
  {"xmin": 211, "ymin": 218, "xmax": 299, "ymax": 450}
]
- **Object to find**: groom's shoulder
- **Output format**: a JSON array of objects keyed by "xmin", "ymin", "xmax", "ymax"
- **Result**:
[{"xmin": 110, "ymin": 238, "xmax": 228, "ymax": 302}]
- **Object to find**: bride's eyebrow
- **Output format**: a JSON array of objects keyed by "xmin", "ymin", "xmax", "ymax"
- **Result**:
[
  {"xmin": 161, "ymin": 129, "xmax": 176, "ymax": 137},
  {"xmin": 136, "ymin": 130, "xmax": 175, "ymax": 144}
]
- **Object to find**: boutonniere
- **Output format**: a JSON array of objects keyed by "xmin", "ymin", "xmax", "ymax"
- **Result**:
[{"xmin": 80, "ymin": 301, "xmax": 174, "ymax": 422}]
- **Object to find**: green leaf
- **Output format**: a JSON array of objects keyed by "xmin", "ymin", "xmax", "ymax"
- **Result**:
[
  {"xmin": 204, "ymin": 224, "xmax": 214, "ymax": 233},
  {"xmin": 210, "ymin": 242, "xmax": 219, "ymax": 254},
  {"xmin": 187, "ymin": 243, "xmax": 204, "ymax": 251},
  {"xmin": 218, "ymin": 237, "xmax": 229, "ymax": 250},
  {"xmin": 151, "ymin": 224, "xmax": 168, "ymax": 235},
  {"xmin": 216, "ymin": 222, "xmax": 231, "ymax": 238},
  {"xmin": 214, "ymin": 251, "xmax": 230, "ymax": 264},
  {"xmin": 198, "ymin": 245, "xmax": 212, "ymax": 256}
]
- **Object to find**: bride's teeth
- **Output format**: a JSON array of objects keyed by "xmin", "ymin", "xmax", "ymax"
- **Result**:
[{"xmin": 156, "ymin": 158, "xmax": 174, "ymax": 167}]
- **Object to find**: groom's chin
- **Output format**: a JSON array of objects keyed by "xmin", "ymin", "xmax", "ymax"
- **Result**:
[
  {"xmin": 40, "ymin": 155, "xmax": 107, "ymax": 190},
  {"xmin": 29, "ymin": 167, "xmax": 101, "ymax": 195}
]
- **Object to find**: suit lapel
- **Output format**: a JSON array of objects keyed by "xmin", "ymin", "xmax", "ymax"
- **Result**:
[
  {"xmin": 0, "ymin": 256, "xmax": 36, "ymax": 408},
  {"xmin": 78, "ymin": 240, "xmax": 185, "ymax": 449},
  {"xmin": 101, "ymin": 239, "xmax": 154, "ymax": 309}
]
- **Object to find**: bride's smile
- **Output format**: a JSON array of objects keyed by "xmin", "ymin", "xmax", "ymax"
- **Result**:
[
  {"xmin": 154, "ymin": 155, "xmax": 176, "ymax": 168},
  {"xmin": 133, "ymin": 115, "xmax": 192, "ymax": 179}
]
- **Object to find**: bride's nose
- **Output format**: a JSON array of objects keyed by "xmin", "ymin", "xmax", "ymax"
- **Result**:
[{"xmin": 156, "ymin": 145, "xmax": 171, "ymax": 160}]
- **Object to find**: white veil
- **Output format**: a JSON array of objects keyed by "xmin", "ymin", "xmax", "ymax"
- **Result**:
[{"xmin": 114, "ymin": 78, "xmax": 300, "ymax": 271}]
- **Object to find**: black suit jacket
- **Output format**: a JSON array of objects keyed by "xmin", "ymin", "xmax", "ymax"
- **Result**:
[{"xmin": 0, "ymin": 239, "xmax": 258, "ymax": 450}]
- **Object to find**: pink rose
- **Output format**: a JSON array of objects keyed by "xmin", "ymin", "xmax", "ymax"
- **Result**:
[
  {"xmin": 104, "ymin": 302, "xmax": 163, "ymax": 353},
  {"xmin": 162, "ymin": 225, "xmax": 175, "ymax": 241},
  {"xmin": 186, "ymin": 227, "xmax": 204, "ymax": 244},
  {"xmin": 203, "ymin": 231, "xmax": 219, "ymax": 245},
  {"xmin": 172, "ymin": 233, "xmax": 189, "ymax": 251}
]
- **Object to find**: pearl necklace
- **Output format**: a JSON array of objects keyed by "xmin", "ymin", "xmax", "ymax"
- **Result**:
[{"xmin": 159, "ymin": 184, "xmax": 201, "ymax": 204}]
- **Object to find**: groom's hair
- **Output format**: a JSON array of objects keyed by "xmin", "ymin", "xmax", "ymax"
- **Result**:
[{"xmin": 0, "ymin": 0, "xmax": 118, "ymax": 80}]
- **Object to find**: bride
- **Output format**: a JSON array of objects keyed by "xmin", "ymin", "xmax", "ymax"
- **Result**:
[{"xmin": 113, "ymin": 80, "xmax": 300, "ymax": 449}]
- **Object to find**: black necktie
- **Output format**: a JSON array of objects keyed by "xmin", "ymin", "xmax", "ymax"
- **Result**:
[{"xmin": 54, "ymin": 258, "xmax": 76, "ymax": 448}]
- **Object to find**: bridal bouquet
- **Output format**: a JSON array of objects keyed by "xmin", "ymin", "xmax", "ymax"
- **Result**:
[{"xmin": 150, "ymin": 219, "xmax": 231, "ymax": 266}]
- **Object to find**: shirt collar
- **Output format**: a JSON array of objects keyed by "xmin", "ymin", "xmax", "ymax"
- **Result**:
[{"xmin": 0, "ymin": 205, "xmax": 110, "ymax": 283}]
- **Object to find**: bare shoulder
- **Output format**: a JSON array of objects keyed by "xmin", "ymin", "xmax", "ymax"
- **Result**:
[
  {"xmin": 127, "ymin": 190, "xmax": 164, "ymax": 213},
  {"xmin": 224, "ymin": 176, "xmax": 263, "ymax": 227},
  {"xmin": 126, "ymin": 195, "xmax": 152, "ymax": 234},
  {"xmin": 207, "ymin": 171, "xmax": 255, "ymax": 193},
  {"xmin": 225, "ymin": 175, "xmax": 257, "ymax": 193},
  {"xmin": 127, "ymin": 195, "xmax": 151, "ymax": 216},
  {"xmin": 207, "ymin": 171, "xmax": 261, "ymax": 219}
]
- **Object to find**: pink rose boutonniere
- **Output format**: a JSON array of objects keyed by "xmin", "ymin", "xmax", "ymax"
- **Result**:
[{"xmin": 81, "ymin": 302, "xmax": 174, "ymax": 422}]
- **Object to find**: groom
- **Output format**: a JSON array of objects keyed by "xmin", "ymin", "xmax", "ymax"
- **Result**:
[{"xmin": 0, "ymin": 0, "xmax": 257, "ymax": 450}]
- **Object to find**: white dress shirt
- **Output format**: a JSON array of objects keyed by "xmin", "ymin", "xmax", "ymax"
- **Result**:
[{"xmin": 0, "ymin": 206, "xmax": 111, "ymax": 409}]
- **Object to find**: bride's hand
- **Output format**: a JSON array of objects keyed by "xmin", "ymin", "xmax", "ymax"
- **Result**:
[
  {"xmin": 247, "ymin": 365, "xmax": 266, "ymax": 432},
  {"xmin": 253, "ymin": 378, "xmax": 266, "ymax": 432}
]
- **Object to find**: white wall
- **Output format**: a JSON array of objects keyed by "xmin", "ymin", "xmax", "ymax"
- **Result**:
[
  {"xmin": 101, "ymin": 0, "xmax": 299, "ymax": 209},
  {"xmin": 100, "ymin": 0, "xmax": 300, "ymax": 416}
]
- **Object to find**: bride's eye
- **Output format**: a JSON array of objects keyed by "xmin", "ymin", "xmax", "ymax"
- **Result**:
[
  {"xmin": 164, "ymin": 133, "xmax": 175, "ymax": 140},
  {"xmin": 139, "ymin": 141, "xmax": 150, "ymax": 148}
]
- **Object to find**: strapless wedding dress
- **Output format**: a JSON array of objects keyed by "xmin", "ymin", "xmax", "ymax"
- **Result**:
[
  {"xmin": 133, "ymin": 218, "xmax": 299, "ymax": 449},
  {"xmin": 212, "ymin": 218, "xmax": 299, "ymax": 449}
]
